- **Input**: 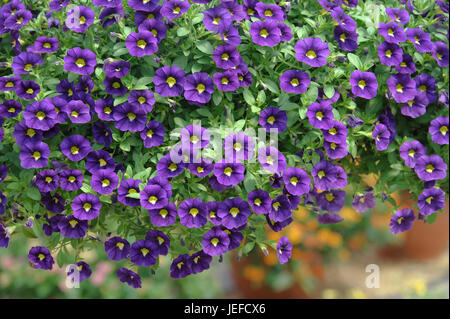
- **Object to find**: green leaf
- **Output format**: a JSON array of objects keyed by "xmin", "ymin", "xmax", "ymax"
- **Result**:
[
  {"xmin": 243, "ymin": 88, "xmax": 256, "ymax": 106},
  {"xmin": 324, "ymin": 85, "xmax": 335, "ymax": 99},
  {"xmin": 263, "ymin": 79, "xmax": 280, "ymax": 94},
  {"xmin": 243, "ymin": 241, "xmax": 255, "ymax": 255},
  {"xmin": 173, "ymin": 55, "xmax": 188, "ymax": 70},
  {"xmin": 348, "ymin": 53, "xmax": 363, "ymax": 70},
  {"xmin": 177, "ymin": 27, "xmax": 190, "ymax": 37},
  {"xmin": 26, "ymin": 188, "xmax": 41, "ymax": 201},
  {"xmin": 196, "ymin": 41, "xmax": 213, "ymax": 54},
  {"xmin": 256, "ymin": 90, "xmax": 266, "ymax": 105},
  {"xmin": 243, "ymin": 173, "xmax": 256, "ymax": 193}
]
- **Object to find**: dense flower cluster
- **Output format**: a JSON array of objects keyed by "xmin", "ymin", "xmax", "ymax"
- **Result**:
[{"xmin": 0, "ymin": 0, "xmax": 448, "ymax": 288}]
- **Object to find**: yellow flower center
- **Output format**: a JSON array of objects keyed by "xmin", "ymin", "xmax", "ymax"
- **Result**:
[
  {"xmin": 168, "ymin": 163, "xmax": 177, "ymax": 171},
  {"xmin": 385, "ymin": 50, "xmax": 392, "ymax": 58},
  {"xmin": 69, "ymin": 220, "xmax": 78, "ymax": 228},
  {"xmin": 233, "ymin": 142, "xmax": 242, "ymax": 151},
  {"xmin": 137, "ymin": 96, "xmax": 146, "ymax": 104},
  {"xmin": 318, "ymin": 170, "xmax": 325, "ymax": 179},
  {"xmin": 75, "ymin": 58, "xmax": 85, "ymax": 67},
  {"xmin": 290, "ymin": 78, "xmax": 299, "ymax": 87},
  {"xmin": 328, "ymin": 127, "xmax": 337, "ymax": 135},
  {"xmin": 146, "ymin": 129, "xmax": 154, "ymax": 138},
  {"xmin": 68, "ymin": 176, "xmax": 76, "ymax": 183},
  {"xmin": 396, "ymin": 84, "xmax": 404, "ymax": 93},
  {"xmin": 166, "ymin": 76, "xmax": 176, "ymax": 87},
  {"xmin": 159, "ymin": 209, "xmax": 168, "ymax": 218},
  {"xmin": 140, "ymin": 248, "xmax": 149, "ymax": 257},
  {"xmin": 128, "ymin": 188, "xmax": 137, "ymax": 194},
  {"xmin": 137, "ymin": 39, "xmax": 147, "ymax": 49},
  {"xmin": 127, "ymin": 112, "xmax": 136, "ymax": 121},
  {"xmin": 213, "ymin": 17, "xmax": 221, "ymax": 25},
  {"xmin": 221, "ymin": 53, "xmax": 229, "ymax": 61},
  {"xmin": 408, "ymin": 149, "xmax": 415, "ymax": 158},
  {"xmin": 196, "ymin": 166, "xmax": 204, "ymax": 173},
  {"xmin": 172, "ymin": 7, "xmax": 181, "ymax": 14},
  {"xmin": 5, "ymin": 81, "xmax": 14, "ymax": 87},
  {"xmin": 316, "ymin": 111, "xmax": 324, "ymax": 120},
  {"xmin": 267, "ymin": 116, "xmax": 276, "ymax": 124},
  {"xmin": 272, "ymin": 201, "xmax": 280, "ymax": 211},
  {"xmin": 419, "ymin": 85, "xmax": 427, "ymax": 92},
  {"xmin": 116, "ymin": 242, "xmax": 124, "ymax": 250},
  {"xmin": 196, "ymin": 83, "xmax": 205, "ymax": 93},
  {"xmin": 148, "ymin": 196, "xmax": 158, "ymax": 204},
  {"xmin": 400, "ymin": 62, "xmax": 407, "ymax": 67},
  {"xmin": 38, "ymin": 253, "xmax": 45, "ymax": 261},
  {"xmin": 71, "ymin": 110, "xmax": 79, "ymax": 118},
  {"xmin": 27, "ymin": 128, "xmax": 36, "ymax": 137},
  {"xmin": 99, "ymin": 158, "xmax": 107, "ymax": 167},
  {"xmin": 266, "ymin": 155, "xmax": 274, "ymax": 165},
  {"xmin": 79, "ymin": 16, "xmax": 86, "ymax": 24},
  {"xmin": 325, "ymin": 193, "xmax": 335, "ymax": 202},
  {"xmin": 330, "ymin": 142, "xmax": 337, "ymax": 150},
  {"xmin": 440, "ymin": 125, "xmax": 448, "ymax": 136},
  {"xmin": 259, "ymin": 29, "xmax": 269, "ymax": 38},
  {"xmin": 340, "ymin": 33, "xmax": 347, "ymax": 42},
  {"xmin": 24, "ymin": 64, "xmax": 33, "ymax": 72},
  {"xmin": 210, "ymin": 238, "xmax": 220, "ymax": 247},
  {"xmin": 306, "ymin": 50, "xmax": 317, "ymax": 59},
  {"xmin": 387, "ymin": 28, "xmax": 394, "ymax": 37},
  {"xmin": 264, "ymin": 10, "xmax": 273, "ymax": 16},
  {"xmin": 224, "ymin": 167, "xmax": 233, "ymax": 176},
  {"xmin": 71, "ymin": 146, "xmax": 79, "ymax": 155},
  {"xmin": 101, "ymin": 179, "xmax": 110, "ymax": 187},
  {"xmin": 221, "ymin": 77, "xmax": 229, "ymax": 85},
  {"xmin": 426, "ymin": 164, "xmax": 434, "ymax": 173},
  {"xmin": 36, "ymin": 111, "xmax": 46, "ymax": 120},
  {"xmin": 83, "ymin": 203, "xmax": 92, "ymax": 211},
  {"xmin": 189, "ymin": 208, "xmax": 199, "ymax": 217},
  {"xmin": 26, "ymin": 88, "xmax": 34, "ymax": 94},
  {"xmin": 112, "ymin": 82, "xmax": 121, "ymax": 89},
  {"xmin": 425, "ymin": 196, "xmax": 433, "ymax": 205},
  {"xmin": 358, "ymin": 80, "xmax": 366, "ymax": 89},
  {"xmin": 230, "ymin": 207, "xmax": 239, "ymax": 217},
  {"xmin": 290, "ymin": 176, "xmax": 298, "ymax": 186},
  {"xmin": 45, "ymin": 176, "xmax": 53, "ymax": 183},
  {"xmin": 254, "ymin": 198, "xmax": 261, "ymax": 206},
  {"xmin": 43, "ymin": 42, "xmax": 52, "ymax": 49}
]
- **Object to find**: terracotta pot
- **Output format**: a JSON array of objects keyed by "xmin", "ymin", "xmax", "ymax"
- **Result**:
[{"xmin": 379, "ymin": 191, "xmax": 449, "ymax": 260}]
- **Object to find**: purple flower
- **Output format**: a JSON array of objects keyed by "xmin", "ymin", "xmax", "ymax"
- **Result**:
[
  {"xmin": 352, "ymin": 192, "xmax": 376, "ymax": 213},
  {"xmin": 58, "ymin": 215, "xmax": 88, "ymax": 239},
  {"xmin": 217, "ymin": 1, "xmax": 246, "ymax": 21},
  {"xmin": 269, "ymin": 195, "xmax": 292, "ymax": 222},
  {"xmin": 0, "ymin": 100, "xmax": 21, "ymax": 118},
  {"xmin": 278, "ymin": 22, "xmax": 293, "ymax": 42},
  {"xmin": 306, "ymin": 102, "xmax": 334, "ymax": 130},
  {"xmin": 64, "ymin": 47, "xmax": 97, "ymax": 75},
  {"xmin": 378, "ymin": 42, "xmax": 403, "ymax": 66},
  {"xmin": 188, "ymin": 158, "xmax": 213, "ymax": 178},
  {"xmin": 1, "ymin": 224, "xmax": 10, "ymax": 248},
  {"xmin": 386, "ymin": 7, "xmax": 410, "ymax": 24},
  {"xmin": 405, "ymin": 28, "xmax": 433, "ymax": 53},
  {"xmin": 255, "ymin": 2, "xmax": 285, "ymax": 21},
  {"xmin": 128, "ymin": 89, "xmax": 155, "ymax": 113},
  {"xmin": 156, "ymin": 154, "xmax": 185, "ymax": 178},
  {"xmin": 154, "ymin": 65, "xmax": 185, "ymax": 97},
  {"xmin": 317, "ymin": 190, "xmax": 346, "ymax": 212},
  {"xmin": 85, "ymin": 150, "xmax": 115, "ymax": 174},
  {"xmin": 140, "ymin": 184, "xmax": 169, "ymax": 210},
  {"xmin": 91, "ymin": 169, "xmax": 119, "ymax": 195},
  {"xmin": 105, "ymin": 237, "xmax": 130, "ymax": 261},
  {"xmin": 113, "ymin": 103, "xmax": 146, "ymax": 132},
  {"xmin": 213, "ymin": 70, "xmax": 240, "ymax": 92},
  {"xmin": 126, "ymin": 31, "xmax": 158, "ymax": 57},
  {"xmin": 138, "ymin": 19, "xmax": 167, "ymax": 42},
  {"xmin": 72, "ymin": 193, "xmax": 101, "ymax": 220},
  {"xmin": 276, "ymin": 236, "xmax": 292, "ymax": 264},
  {"xmin": 104, "ymin": 77, "xmax": 128, "ymax": 95},
  {"xmin": 415, "ymin": 73, "xmax": 437, "ymax": 103},
  {"xmin": 202, "ymin": 227, "xmax": 230, "ymax": 256},
  {"xmin": 350, "ymin": 71, "xmax": 378, "ymax": 99},
  {"xmin": 390, "ymin": 209, "xmax": 415, "ymax": 234},
  {"xmin": 161, "ymin": 0, "xmax": 190, "ymax": 20},
  {"xmin": 318, "ymin": 212, "xmax": 343, "ymax": 224},
  {"xmin": 183, "ymin": 72, "xmax": 214, "ymax": 104},
  {"xmin": 429, "ymin": 116, "xmax": 449, "ymax": 145},
  {"xmin": 19, "ymin": 142, "xmax": 50, "ymax": 169},
  {"xmin": 62, "ymin": 100, "xmax": 91, "ymax": 124},
  {"xmin": 387, "ymin": 74, "xmax": 416, "ymax": 103},
  {"xmin": 283, "ymin": 167, "xmax": 310, "ymax": 196},
  {"xmin": 0, "ymin": 192, "xmax": 6, "ymax": 216},
  {"xmin": 378, "ymin": 21, "xmax": 406, "ymax": 43},
  {"xmin": 94, "ymin": 97, "xmax": 115, "ymax": 121},
  {"xmin": 266, "ymin": 215, "xmax": 293, "ymax": 232},
  {"xmin": 324, "ymin": 140, "xmax": 348, "ymax": 159},
  {"xmin": 140, "ymin": 120, "xmax": 165, "ymax": 148},
  {"xmin": 145, "ymin": 230, "xmax": 170, "ymax": 255},
  {"xmin": 130, "ymin": 239, "xmax": 158, "ymax": 267},
  {"xmin": 401, "ymin": 92, "xmax": 429, "ymax": 118},
  {"xmin": 16, "ymin": 80, "xmax": 40, "ymax": 99},
  {"xmin": 35, "ymin": 169, "xmax": 58, "ymax": 193},
  {"xmin": 248, "ymin": 189, "xmax": 271, "ymax": 214},
  {"xmin": 23, "ymin": 100, "xmax": 57, "ymax": 131},
  {"xmin": 149, "ymin": 202, "xmax": 178, "ymax": 227},
  {"xmin": 372, "ymin": 123, "xmax": 391, "ymax": 151},
  {"xmin": 92, "ymin": 122, "xmax": 113, "ymax": 148},
  {"xmin": 93, "ymin": 0, "xmax": 123, "ymax": 7},
  {"xmin": 279, "ymin": 70, "xmax": 310, "ymax": 94},
  {"xmin": 399, "ymin": 140, "xmax": 427, "ymax": 168},
  {"xmin": 59, "ymin": 169, "xmax": 83, "ymax": 191},
  {"xmin": 65, "ymin": 6, "xmax": 94, "ymax": 33},
  {"xmin": 180, "ymin": 125, "xmax": 210, "ymax": 149},
  {"xmin": 258, "ymin": 146, "xmax": 287, "ymax": 173},
  {"xmin": 207, "ymin": 201, "xmax": 222, "ymax": 225},
  {"xmin": 322, "ymin": 120, "xmax": 348, "ymax": 143},
  {"xmin": 311, "ymin": 160, "xmax": 337, "ymax": 191},
  {"xmin": 117, "ymin": 268, "xmax": 141, "ymax": 289},
  {"xmin": 213, "ymin": 160, "xmax": 245, "ymax": 186},
  {"xmin": 178, "ymin": 198, "xmax": 208, "ymax": 228},
  {"xmin": 170, "ymin": 254, "xmax": 192, "ymax": 279},
  {"xmin": 414, "ymin": 155, "xmax": 448, "ymax": 181},
  {"xmin": 67, "ymin": 261, "xmax": 91, "ymax": 283},
  {"xmin": 334, "ymin": 26, "xmax": 358, "ymax": 51},
  {"xmin": 213, "ymin": 44, "xmax": 241, "ymax": 70},
  {"xmin": 0, "ymin": 76, "xmax": 20, "ymax": 91},
  {"xmin": 27, "ymin": 36, "xmax": 59, "ymax": 54},
  {"xmin": 331, "ymin": 7, "xmax": 356, "ymax": 31},
  {"xmin": 295, "ymin": 37, "xmax": 330, "ymax": 67},
  {"xmin": 432, "ymin": 41, "xmax": 449, "ymax": 68},
  {"xmin": 217, "ymin": 197, "xmax": 251, "ymax": 230},
  {"xmin": 259, "ymin": 106, "xmax": 287, "ymax": 132},
  {"xmin": 223, "ymin": 132, "xmax": 255, "ymax": 162},
  {"xmin": 418, "ymin": 188, "xmax": 446, "ymax": 216},
  {"xmin": 104, "ymin": 60, "xmax": 130, "ymax": 79},
  {"xmin": 28, "ymin": 246, "xmax": 54, "ymax": 270},
  {"xmin": 117, "ymin": 178, "xmax": 141, "ymax": 207},
  {"xmin": 60, "ymin": 135, "xmax": 92, "ymax": 162},
  {"xmin": 249, "ymin": 20, "xmax": 281, "ymax": 47},
  {"xmin": 395, "ymin": 54, "xmax": 416, "ymax": 74},
  {"xmin": 129, "ymin": 0, "xmax": 158, "ymax": 12},
  {"xmin": 202, "ymin": 6, "xmax": 232, "ymax": 32},
  {"xmin": 188, "ymin": 251, "xmax": 212, "ymax": 275}
]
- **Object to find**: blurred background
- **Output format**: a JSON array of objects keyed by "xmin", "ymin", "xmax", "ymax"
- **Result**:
[{"xmin": 1, "ymin": 175, "xmax": 448, "ymax": 299}]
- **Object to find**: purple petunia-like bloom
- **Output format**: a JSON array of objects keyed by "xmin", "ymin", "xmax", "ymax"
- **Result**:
[
  {"xmin": 188, "ymin": 250, "xmax": 212, "ymax": 275},
  {"xmin": 378, "ymin": 21, "xmax": 406, "ymax": 44},
  {"xmin": 0, "ymin": 224, "xmax": 10, "ymax": 248},
  {"xmin": 213, "ymin": 160, "xmax": 245, "ymax": 186},
  {"xmin": 59, "ymin": 169, "xmax": 83, "ymax": 191},
  {"xmin": 92, "ymin": 122, "xmax": 113, "ymax": 148},
  {"xmin": 28, "ymin": 36, "xmax": 59, "ymax": 54},
  {"xmin": 58, "ymin": 215, "xmax": 88, "ymax": 239},
  {"xmin": 91, "ymin": 169, "xmax": 119, "ymax": 195},
  {"xmin": 350, "ymin": 71, "xmax": 378, "ymax": 99},
  {"xmin": 178, "ymin": 198, "xmax": 208, "ymax": 228},
  {"xmin": 390, "ymin": 209, "xmax": 415, "ymax": 234},
  {"xmin": 104, "ymin": 60, "xmax": 130, "ymax": 79},
  {"xmin": 105, "ymin": 236, "xmax": 130, "ymax": 261},
  {"xmin": 113, "ymin": 103, "xmax": 146, "ymax": 132},
  {"xmin": 279, "ymin": 70, "xmax": 310, "ymax": 94},
  {"xmin": 35, "ymin": 169, "xmax": 58, "ymax": 193},
  {"xmin": 156, "ymin": 154, "xmax": 185, "ymax": 178},
  {"xmin": 415, "ymin": 73, "xmax": 437, "ymax": 104},
  {"xmin": 85, "ymin": 150, "xmax": 115, "ymax": 174},
  {"xmin": 207, "ymin": 201, "xmax": 222, "ymax": 226},
  {"xmin": 429, "ymin": 116, "xmax": 449, "ymax": 145},
  {"xmin": 317, "ymin": 190, "xmax": 346, "ymax": 212},
  {"xmin": 67, "ymin": 261, "xmax": 92, "ymax": 283},
  {"xmin": 11, "ymin": 52, "xmax": 43, "ymax": 75},
  {"xmin": 324, "ymin": 140, "xmax": 348, "ymax": 160},
  {"xmin": 318, "ymin": 212, "xmax": 343, "ymax": 224},
  {"xmin": 0, "ymin": 76, "xmax": 20, "ymax": 92},
  {"xmin": 23, "ymin": 100, "xmax": 57, "ymax": 131},
  {"xmin": 276, "ymin": 236, "xmax": 292, "ymax": 264},
  {"xmin": 283, "ymin": 167, "xmax": 310, "ymax": 196},
  {"xmin": 184, "ymin": 72, "xmax": 214, "ymax": 104},
  {"xmin": 104, "ymin": 77, "xmax": 128, "ymax": 96},
  {"xmin": 249, "ymin": 20, "xmax": 281, "ymax": 47},
  {"xmin": 140, "ymin": 184, "xmax": 169, "ymax": 210},
  {"xmin": 334, "ymin": 26, "xmax": 358, "ymax": 51},
  {"xmin": 62, "ymin": 100, "xmax": 91, "ymax": 124},
  {"xmin": 311, "ymin": 160, "xmax": 337, "ymax": 191},
  {"xmin": 217, "ymin": 197, "xmax": 251, "ymax": 230},
  {"xmin": 0, "ymin": 99, "xmax": 22, "ymax": 118},
  {"xmin": 170, "ymin": 254, "xmax": 192, "ymax": 279},
  {"xmin": 386, "ymin": 7, "xmax": 409, "ymax": 24},
  {"xmin": 331, "ymin": 7, "xmax": 356, "ymax": 31},
  {"xmin": 188, "ymin": 158, "xmax": 213, "ymax": 178},
  {"xmin": 19, "ymin": 142, "xmax": 50, "ymax": 169},
  {"xmin": 213, "ymin": 70, "xmax": 240, "ymax": 92},
  {"xmin": 378, "ymin": 41, "xmax": 403, "ymax": 66},
  {"xmin": 94, "ymin": 97, "xmax": 115, "ymax": 121},
  {"xmin": 258, "ymin": 146, "xmax": 287, "ymax": 173},
  {"xmin": 307, "ymin": 102, "xmax": 334, "ymax": 130},
  {"xmin": 322, "ymin": 120, "xmax": 348, "ymax": 143},
  {"xmin": 399, "ymin": 140, "xmax": 427, "ymax": 168},
  {"xmin": 117, "ymin": 267, "xmax": 141, "ymax": 289},
  {"xmin": 269, "ymin": 195, "xmax": 292, "ymax": 222},
  {"xmin": 387, "ymin": 74, "xmax": 416, "ymax": 103},
  {"xmin": 60, "ymin": 135, "xmax": 92, "ymax": 162},
  {"xmin": 259, "ymin": 106, "xmax": 287, "ymax": 133},
  {"xmin": 161, "ymin": 0, "xmax": 190, "ymax": 20},
  {"xmin": 432, "ymin": 41, "xmax": 449, "ymax": 68},
  {"xmin": 28, "ymin": 246, "xmax": 54, "ymax": 270},
  {"xmin": 64, "ymin": 47, "xmax": 97, "ymax": 75},
  {"xmin": 248, "ymin": 189, "xmax": 271, "ymax": 214},
  {"xmin": 145, "ymin": 230, "xmax": 170, "ymax": 256},
  {"xmin": 202, "ymin": 226, "xmax": 230, "ymax": 256},
  {"xmin": 141, "ymin": 120, "xmax": 165, "ymax": 148},
  {"xmin": 154, "ymin": 65, "xmax": 185, "ymax": 97},
  {"xmin": 138, "ymin": 19, "xmax": 167, "ymax": 42},
  {"xmin": 405, "ymin": 28, "xmax": 433, "ymax": 53},
  {"xmin": 117, "ymin": 178, "xmax": 141, "ymax": 207},
  {"xmin": 180, "ymin": 125, "xmax": 210, "ymax": 149},
  {"xmin": 223, "ymin": 132, "xmax": 255, "ymax": 162},
  {"xmin": 128, "ymin": 89, "xmax": 155, "ymax": 113},
  {"xmin": 66, "ymin": 6, "xmax": 94, "ymax": 33},
  {"xmin": 295, "ymin": 37, "xmax": 330, "ymax": 67},
  {"xmin": 72, "ymin": 193, "xmax": 101, "ymax": 220},
  {"xmin": 418, "ymin": 188, "xmax": 446, "ymax": 216},
  {"xmin": 130, "ymin": 239, "xmax": 158, "ymax": 267},
  {"xmin": 126, "ymin": 31, "xmax": 158, "ymax": 57},
  {"xmin": 395, "ymin": 54, "xmax": 416, "ymax": 74},
  {"xmin": 255, "ymin": 2, "xmax": 285, "ymax": 21},
  {"xmin": 16, "ymin": 80, "xmax": 40, "ymax": 100},
  {"xmin": 414, "ymin": 155, "xmax": 448, "ymax": 181},
  {"xmin": 149, "ymin": 202, "xmax": 178, "ymax": 227},
  {"xmin": 372, "ymin": 123, "xmax": 391, "ymax": 151},
  {"xmin": 213, "ymin": 44, "xmax": 241, "ymax": 70},
  {"xmin": 352, "ymin": 192, "xmax": 376, "ymax": 213}
]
